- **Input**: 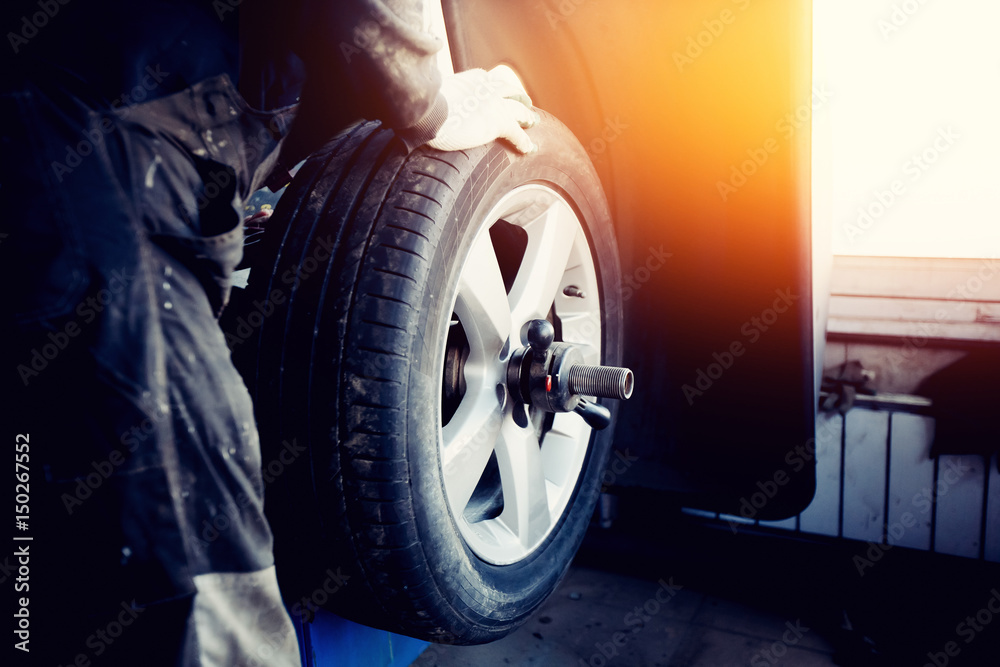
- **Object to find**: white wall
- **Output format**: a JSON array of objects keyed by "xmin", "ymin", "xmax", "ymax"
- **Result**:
[{"xmin": 815, "ymin": 0, "xmax": 1000, "ymax": 258}]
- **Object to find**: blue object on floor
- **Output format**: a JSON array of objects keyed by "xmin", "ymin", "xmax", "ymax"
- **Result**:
[{"xmin": 293, "ymin": 608, "xmax": 428, "ymax": 667}]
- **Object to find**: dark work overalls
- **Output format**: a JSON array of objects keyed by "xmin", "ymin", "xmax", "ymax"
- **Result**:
[{"xmin": 0, "ymin": 1, "xmax": 444, "ymax": 663}]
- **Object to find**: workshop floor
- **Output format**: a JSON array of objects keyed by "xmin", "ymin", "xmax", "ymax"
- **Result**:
[
  {"xmin": 412, "ymin": 564, "xmax": 837, "ymax": 667},
  {"xmin": 411, "ymin": 494, "xmax": 1000, "ymax": 667}
]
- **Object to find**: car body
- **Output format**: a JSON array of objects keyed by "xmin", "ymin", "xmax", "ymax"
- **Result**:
[{"xmin": 440, "ymin": 0, "xmax": 823, "ymax": 518}]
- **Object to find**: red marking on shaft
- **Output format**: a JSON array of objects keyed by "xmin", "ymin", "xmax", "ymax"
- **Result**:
[{"xmin": 546, "ymin": 375, "xmax": 552, "ymax": 392}]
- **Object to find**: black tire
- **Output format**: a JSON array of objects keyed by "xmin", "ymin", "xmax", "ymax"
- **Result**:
[{"xmin": 238, "ymin": 113, "xmax": 623, "ymax": 644}]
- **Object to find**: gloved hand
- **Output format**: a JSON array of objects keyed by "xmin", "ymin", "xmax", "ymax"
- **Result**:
[{"xmin": 428, "ymin": 65, "xmax": 541, "ymax": 154}]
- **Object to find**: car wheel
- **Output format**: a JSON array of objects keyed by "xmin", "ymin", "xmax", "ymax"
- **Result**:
[{"xmin": 238, "ymin": 112, "xmax": 625, "ymax": 644}]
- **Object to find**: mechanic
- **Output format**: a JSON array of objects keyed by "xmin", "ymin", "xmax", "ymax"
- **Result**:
[{"xmin": 0, "ymin": 1, "xmax": 535, "ymax": 664}]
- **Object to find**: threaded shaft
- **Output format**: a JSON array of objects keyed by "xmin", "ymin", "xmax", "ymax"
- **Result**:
[{"xmin": 567, "ymin": 365, "xmax": 634, "ymax": 400}]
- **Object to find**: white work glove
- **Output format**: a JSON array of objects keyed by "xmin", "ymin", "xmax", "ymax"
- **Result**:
[{"xmin": 428, "ymin": 64, "xmax": 541, "ymax": 154}]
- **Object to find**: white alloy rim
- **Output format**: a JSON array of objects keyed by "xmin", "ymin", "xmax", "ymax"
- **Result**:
[{"xmin": 438, "ymin": 184, "xmax": 602, "ymax": 565}]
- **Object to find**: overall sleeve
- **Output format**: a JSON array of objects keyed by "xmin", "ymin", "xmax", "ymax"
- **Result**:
[{"xmin": 277, "ymin": 0, "xmax": 449, "ymax": 168}]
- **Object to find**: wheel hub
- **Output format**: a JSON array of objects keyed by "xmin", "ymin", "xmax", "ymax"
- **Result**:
[{"xmin": 506, "ymin": 319, "xmax": 633, "ymax": 430}]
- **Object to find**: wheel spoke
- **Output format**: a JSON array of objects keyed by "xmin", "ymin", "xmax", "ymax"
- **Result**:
[
  {"xmin": 508, "ymin": 203, "xmax": 579, "ymax": 333},
  {"xmin": 558, "ymin": 313, "xmax": 602, "ymax": 359},
  {"xmin": 494, "ymin": 414, "xmax": 551, "ymax": 549},
  {"xmin": 442, "ymin": 390, "xmax": 503, "ymax": 513},
  {"xmin": 456, "ymin": 231, "xmax": 511, "ymax": 357},
  {"xmin": 538, "ymin": 428, "xmax": 583, "ymax": 496}
]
